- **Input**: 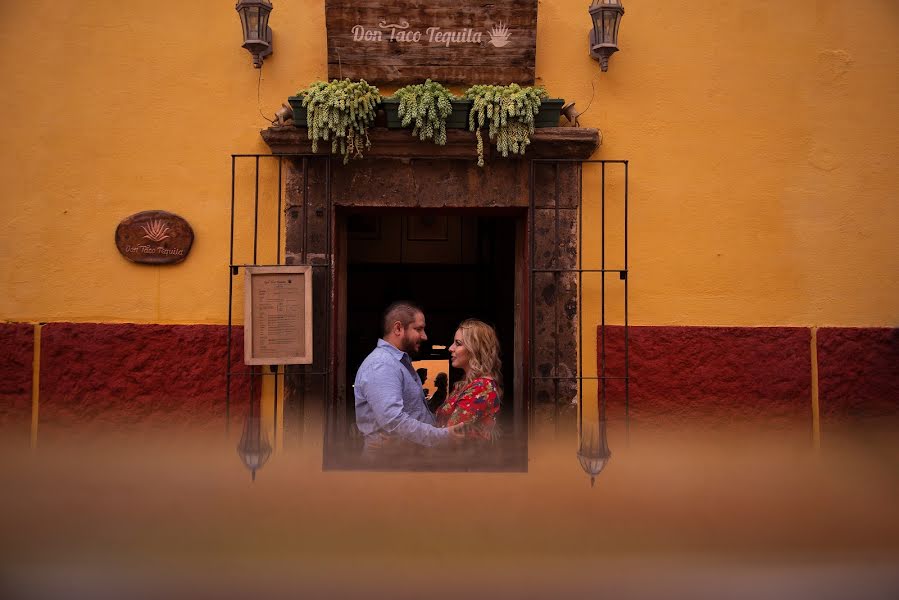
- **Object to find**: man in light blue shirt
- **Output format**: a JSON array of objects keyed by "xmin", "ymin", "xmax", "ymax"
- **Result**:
[{"xmin": 354, "ymin": 301, "xmax": 460, "ymax": 453}]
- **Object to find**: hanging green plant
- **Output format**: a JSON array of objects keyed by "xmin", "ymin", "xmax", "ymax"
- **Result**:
[
  {"xmin": 390, "ymin": 79, "xmax": 455, "ymax": 145},
  {"xmin": 464, "ymin": 83, "xmax": 548, "ymax": 167},
  {"xmin": 297, "ymin": 79, "xmax": 380, "ymax": 164}
]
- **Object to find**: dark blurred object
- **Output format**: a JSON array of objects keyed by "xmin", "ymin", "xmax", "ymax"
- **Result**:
[
  {"xmin": 577, "ymin": 418, "xmax": 611, "ymax": 487},
  {"xmin": 428, "ymin": 372, "xmax": 449, "ymax": 413},
  {"xmin": 237, "ymin": 412, "xmax": 272, "ymax": 481}
]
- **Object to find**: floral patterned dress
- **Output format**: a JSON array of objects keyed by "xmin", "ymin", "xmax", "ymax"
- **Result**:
[{"xmin": 435, "ymin": 377, "xmax": 500, "ymax": 440}]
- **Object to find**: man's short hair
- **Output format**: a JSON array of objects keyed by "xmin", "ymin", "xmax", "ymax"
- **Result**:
[{"xmin": 382, "ymin": 301, "xmax": 423, "ymax": 336}]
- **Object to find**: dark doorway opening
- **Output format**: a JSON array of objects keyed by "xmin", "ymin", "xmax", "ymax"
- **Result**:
[{"xmin": 337, "ymin": 209, "xmax": 526, "ymax": 470}]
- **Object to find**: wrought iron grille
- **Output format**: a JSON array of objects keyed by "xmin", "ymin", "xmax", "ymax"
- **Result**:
[
  {"xmin": 229, "ymin": 154, "xmax": 629, "ymax": 473},
  {"xmin": 528, "ymin": 159, "xmax": 629, "ymax": 448},
  {"xmin": 228, "ymin": 154, "xmax": 333, "ymax": 449}
]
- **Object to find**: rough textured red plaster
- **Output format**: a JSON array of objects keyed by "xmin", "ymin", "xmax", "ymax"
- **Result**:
[
  {"xmin": 817, "ymin": 327, "xmax": 899, "ymax": 423},
  {"xmin": 39, "ymin": 323, "xmax": 258, "ymax": 432},
  {"xmin": 597, "ymin": 326, "xmax": 812, "ymax": 427},
  {"xmin": 0, "ymin": 323, "xmax": 34, "ymax": 432}
]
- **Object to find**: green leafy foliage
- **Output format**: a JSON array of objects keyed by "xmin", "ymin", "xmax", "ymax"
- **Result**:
[
  {"xmin": 393, "ymin": 79, "xmax": 454, "ymax": 145},
  {"xmin": 464, "ymin": 84, "xmax": 548, "ymax": 167},
  {"xmin": 298, "ymin": 79, "xmax": 380, "ymax": 164}
]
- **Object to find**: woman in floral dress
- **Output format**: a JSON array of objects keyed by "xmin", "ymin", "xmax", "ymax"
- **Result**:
[{"xmin": 436, "ymin": 319, "xmax": 501, "ymax": 440}]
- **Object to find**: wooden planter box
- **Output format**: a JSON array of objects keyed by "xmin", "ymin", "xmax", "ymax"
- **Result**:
[
  {"xmin": 535, "ymin": 99, "xmax": 565, "ymax": 128},
  {"xmin": 382, "ymin": 98, "xmax": 473, "ymax": 130},
  {"xmin": 287, "ymin": 95, "xmax": 307, "ymax": 127},
  {"xmin": 288, "ymin": 96, "xmax": 385, "ymax": 128},
  {"xmin": 289, "ymin": 96, "xmax": 563, "ymax": 129}
]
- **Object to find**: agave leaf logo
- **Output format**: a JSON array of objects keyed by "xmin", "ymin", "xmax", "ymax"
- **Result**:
[
  {"xmin": 487, "ymin": 21, "xmax": 511, "ymax": 48},
  {"xmin": 141, "ymin": 219, "xmax": 171, "ymax": 242}
]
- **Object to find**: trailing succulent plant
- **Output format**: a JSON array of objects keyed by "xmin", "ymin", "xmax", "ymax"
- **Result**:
[
  {"xmin": 298, "ymin": 79, "xmax": 380, "ymax": 164},
  {"xmin": 464, "ymin": 83, "xmax": 548, "ymax": 167},
  {"xmin": 392, "ymin": 79, "xmax": 455, "ymax": 145}
]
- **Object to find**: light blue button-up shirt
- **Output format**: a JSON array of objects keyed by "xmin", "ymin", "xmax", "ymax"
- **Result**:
[{"xmin": 354, "ymin": 339, "xmax": 449, "ymax": 447}]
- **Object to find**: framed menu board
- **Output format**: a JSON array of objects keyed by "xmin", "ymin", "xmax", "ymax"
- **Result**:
[{"xmin": 244, "ymin": 266, "xmax": 313, "ymax": 365}]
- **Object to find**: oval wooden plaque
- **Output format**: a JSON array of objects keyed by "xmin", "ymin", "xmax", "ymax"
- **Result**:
[{"xmin": 115, "ymin": 210, "xmax": 194, "ymax": 265}]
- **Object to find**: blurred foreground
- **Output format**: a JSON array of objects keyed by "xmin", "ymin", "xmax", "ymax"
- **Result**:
[{"xmin": 2, "ymin": 423, "xmax": 898, "ymax": 599}]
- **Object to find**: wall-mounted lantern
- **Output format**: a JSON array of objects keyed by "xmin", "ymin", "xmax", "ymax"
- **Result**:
[
  {"xmin": 237, "ymin": 408, "xmax": 272, "ymax": 482},
  {"xmin": 577, "ymin": 418, "xmax": 612, "ymax": 487},
  {"xmin": 577, "ymin": 371, "xmax": 613, "ymax": 485},
  {"xmin": 588, "ymin": 0, "xmax": 624, "ymax": 72},
  {"xmin": 236, "ymin": 0, "xmax": 273, "ymax": 68}
]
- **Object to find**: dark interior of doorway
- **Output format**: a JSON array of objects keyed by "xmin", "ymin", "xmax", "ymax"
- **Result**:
[{"xmin": 345, "ymin": 211, "xmax": 517, "ymax": 442}]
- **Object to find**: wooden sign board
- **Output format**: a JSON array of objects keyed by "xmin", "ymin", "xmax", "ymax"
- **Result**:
[
  {"xmin": 115, "ymin": 210, "xmax": 194, "ymax": 265},
  {"xmin": 244, "ymin": 266, "xmax": 313, "ymax": 365},
  {"xmin": 325, "ymin": 0, "xmax": 537, "ymax": 85}
]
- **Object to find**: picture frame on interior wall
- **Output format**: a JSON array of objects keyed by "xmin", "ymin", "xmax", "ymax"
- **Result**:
[
  {"xmin": 244, "ymin": 266, "xmax": 313, "ymax": 365},
  {"xmin": 407, "ymin": 215, "xmax": 449, "ymax": 241}
]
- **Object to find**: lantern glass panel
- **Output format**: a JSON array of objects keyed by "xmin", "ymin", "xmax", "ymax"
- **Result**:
[
  {"xmin": 238, "ymin": 10, "xmax": 248, "ymax": 39},
  {"xmin": 246, "ymin": 7, "xmax": 260, "ymax": 40},
  {"xmin": 602, "ymin": 13, "xmax": 615, "ymax": 43}
]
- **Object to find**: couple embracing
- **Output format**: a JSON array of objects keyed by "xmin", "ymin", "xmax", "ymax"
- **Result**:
[{"xmin": 353, "ymin": 301, "xmax": 501, "ymax": 457}]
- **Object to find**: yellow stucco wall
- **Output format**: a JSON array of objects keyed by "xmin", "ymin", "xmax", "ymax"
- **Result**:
[{"xmin": 1, "ymin": 0, "xmax": 897, "ymax": 327}]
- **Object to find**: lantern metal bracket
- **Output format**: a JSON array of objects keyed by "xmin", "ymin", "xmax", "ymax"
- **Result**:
[
  {"xmin": 588, "ymin": 28, "xmax": 617, "ymax": 72},
  {"xmin": 588, "ymin": 29, "xmax": 602, "ymax": 60},
  {"xmin": 245, "ymin": 26, "xmax": 273, "ymax": 67},
  {"xmin": 587, "ymin": 29, "xmax": 602, "ymax": 61}
]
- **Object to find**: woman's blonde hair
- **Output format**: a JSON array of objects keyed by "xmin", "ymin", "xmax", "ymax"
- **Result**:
[{"xmin": 452, "ymin": 319, "xmax": 502, "ymax": 397}]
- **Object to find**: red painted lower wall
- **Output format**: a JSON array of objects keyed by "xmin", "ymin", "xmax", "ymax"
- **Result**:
[
  {"xmin": 597, "ymin": 326, "xmax": 813, "ymax": 427},
  {"xmin": 3, "ymin": 322, "xmax": 895, "ymax": 437},
  {"xmin": 37, "ymin": 323, "xmax": 257, "ymax": 433},
  {"xmin": 817, "ymin": 327, "xmax": 899, "ymax": 425},
  {"xmin": 0, "ymin": 322, "xmax": 34, "ymax": 435}
]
